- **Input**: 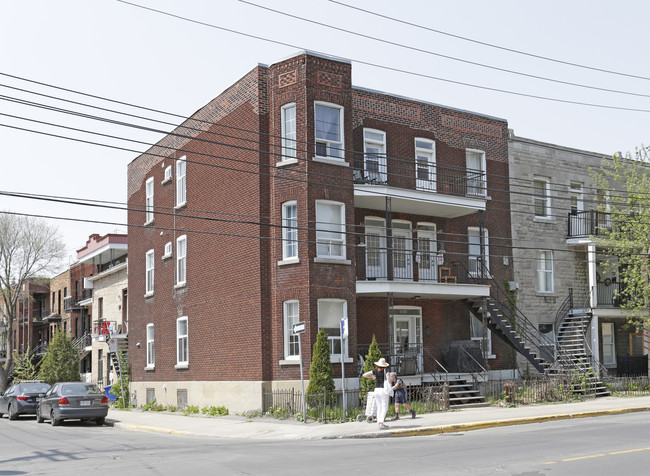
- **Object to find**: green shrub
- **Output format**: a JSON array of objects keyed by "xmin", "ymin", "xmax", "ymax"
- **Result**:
[
  {"xmin": 183, "ymin": 405, "xmax": 199, "ymax": 415},
  {"xmin": 202, "ymin": 405, "xmax": 229, "ymax": 417}
]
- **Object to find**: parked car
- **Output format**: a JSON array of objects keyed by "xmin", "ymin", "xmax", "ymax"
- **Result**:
[
  {"xmin": 37, "ymin": 382, "xmax": 109, "ymax": 426},
  {"xmin": 0, "ymin": 381, "xmax": 51, "ymax": 420}
]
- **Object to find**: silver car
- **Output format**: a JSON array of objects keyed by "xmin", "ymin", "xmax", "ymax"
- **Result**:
[
  {"xmin": 0, "ymin": 382, "xmax": 50, "ymax": 420},
  {"xmin": 37, "ymin": 382, "xmax": 109, "ymax": 426}
]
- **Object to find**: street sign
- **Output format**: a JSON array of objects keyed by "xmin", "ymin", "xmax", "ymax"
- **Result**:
[
  {"xmin": 292, "ymin": 321, "xmax": 306, "ymax": 335},
  {"xmin": 341, "ymin": 316, "xmax": 348, "ymax": 338}
]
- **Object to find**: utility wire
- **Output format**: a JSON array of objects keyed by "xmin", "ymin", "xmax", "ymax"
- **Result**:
[{"xmin": 329, "ymin": 0, "xmax": 650, "ymax": 82}]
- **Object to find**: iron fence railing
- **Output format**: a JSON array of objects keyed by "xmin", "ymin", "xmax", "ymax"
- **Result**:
[{"xmin": 567, "ymin": 210, "xmax": 612, "ymax": 237}]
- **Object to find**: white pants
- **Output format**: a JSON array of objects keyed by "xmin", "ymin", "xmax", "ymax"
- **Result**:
[{"xmin": 374, "ymin": 389, "xmax": 390, "ymax": 424}]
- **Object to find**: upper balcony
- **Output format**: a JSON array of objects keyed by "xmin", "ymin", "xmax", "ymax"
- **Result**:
[
  {"xmin": 353, "ymin": 161, "xmax": 487, "ymax": 218},
  {"xmin": 567, "ymin": 210, "xmax": 612, "ymax": 243},
  {"xmin": 356, "ymin": 245, "xmax": 490, "ymax": 300}
]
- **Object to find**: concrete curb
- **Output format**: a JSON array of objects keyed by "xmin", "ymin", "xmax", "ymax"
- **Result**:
[{"xmin": 344, "ymin": 406, "xmax": 650, "ymax": 439}]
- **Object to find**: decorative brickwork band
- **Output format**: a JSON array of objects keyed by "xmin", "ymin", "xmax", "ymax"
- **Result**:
[
  {"xmin": 442, "ymin": 114, "xmax": 502, "ymax": 138},
  {"xmin": 279, "ymin": 70, "xmax": 297, "ymax": 88},
  {"xmin": 317, "ymin": 71, "xmax": 342, "ymax": 88}
]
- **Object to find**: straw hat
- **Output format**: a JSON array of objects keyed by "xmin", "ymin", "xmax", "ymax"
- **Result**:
[{"xmin": 374, "ymin": 358, "xmax": 389, "ymax": 368}]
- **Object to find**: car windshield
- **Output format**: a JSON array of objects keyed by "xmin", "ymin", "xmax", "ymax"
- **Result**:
[
  {"xmin": 17, "ymin": 384, "xmax": 50, "ymax": 393},
  {"xmin": 61, "ymin": 384, "xmax": 102, "ymax": 396}
]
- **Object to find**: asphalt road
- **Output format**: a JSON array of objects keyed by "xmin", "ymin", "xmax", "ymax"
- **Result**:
[{"xmin": 1, "ymin": 412, "xmax": 649, "ymax": 475}]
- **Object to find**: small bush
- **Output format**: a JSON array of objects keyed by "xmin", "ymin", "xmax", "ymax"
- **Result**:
[
  {"xmin": 201, "ymin": 405, "xmax": 229, "ymax": 417},
  {"xmin": 142, "ymin": 399, "xmax": 164, "ymax": 412},
  {"xmin": 183, "ymin": 405, "xmax": 199, "ymax": 415}
]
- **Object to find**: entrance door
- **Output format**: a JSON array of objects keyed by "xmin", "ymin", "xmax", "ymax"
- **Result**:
[
  {"xmin": 392, "ymin": 307, "xmax": 422, "ymax": 375},
  {"xmin": 417, "ymin": 225, "xmax": 437, "ymax": 281},
  {"xmin": 602, "ymin": 322, "xmax": 616, "ymax": 365},
  {"xmin": 392, "ymin": 222, "xmax": 413, "ymax": 280},
  {"xmin": 365, "ymin": 218, "xmax": 386, "ymax": 279}
]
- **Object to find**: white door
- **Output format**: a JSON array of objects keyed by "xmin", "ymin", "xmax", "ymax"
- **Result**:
[
  {"xmin": 392, "ymin": 225, "xmax": 413, "ymax": 280},
  {"xmin": 466, "ymin": 149, "xmax": 486, "ymax": 196},
  {"xmin": 417, "ymin": 229, "xmax": 437, "ymax": 281},
  {"xmin": 365, "ymin": 220, "xmax": 386, "ymax": 279},
  {"xmin": 602, "ymin": 322, "xmax": 616, "ymax": 365},
  {"xmin": 392, "ymin": 308, "xmax": 423, "ymax": 374},
  {"xmin": 415, "ymin": 139, "xmax": 436, "ymax": 191}
]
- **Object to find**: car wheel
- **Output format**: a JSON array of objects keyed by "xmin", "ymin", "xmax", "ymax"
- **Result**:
[
  {"xmin": 95, "ymin": 417, "xmax": 105, "ymax": 426},
  {"xmin": 50, "ymin": 410, "xmax": 60, "ymax": 427},
  {"xmin": 8, "ymin": 404, "xmax": 17, "ymax": 421},
  {"xmin": 36, "ymin": 407, "xmax": 45, "ymax": 423}
]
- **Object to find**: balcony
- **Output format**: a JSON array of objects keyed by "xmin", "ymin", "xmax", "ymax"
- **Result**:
[
  {"xmin": 567, "ymin": 210, "xmax": 612, "ymax": 239},
  {"xmin": 354, "ymin": 162, "xmax": 487, "ymax": 218},
  {"xmin": 63, "ymin": 290, "xmax": 93, "ymax": 312},
  {"xmin": 596, "ymin": 282, "xmax": 629, "ymax": 308},
  {"xmin": 356, "ymin": 245, "xmax": 490, "ymax": 300}
]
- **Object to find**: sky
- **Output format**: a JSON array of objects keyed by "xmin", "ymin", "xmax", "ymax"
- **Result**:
[{"xmin": 1, "ymin": 0, "xmax": 649, "ymax": 268}]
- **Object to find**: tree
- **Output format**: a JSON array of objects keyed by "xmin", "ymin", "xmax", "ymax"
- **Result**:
[
  {"xmin": 38, "ymin": 329, "xmax": 80, "ymax": 384},
  {"xmin": 360, "ymin": 335, "xmax": 383, "ymax": 395},
  {"xmin": 0, "ymin": 214, "xmax": 66, "ymax": 391},
  {"xmin": 592, "ymin": 147, "xmax": 650, "ymax": 324},
  {"xmin": 12, "ymin": 347, "xmax": 38, "ymax": 381},
  {"xmin": 306, "ymin": 329, "xmax": 335, "ymax": 404}
]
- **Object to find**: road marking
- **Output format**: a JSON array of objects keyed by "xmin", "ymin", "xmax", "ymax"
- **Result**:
[
  {"xmin": 546, "ymin": 447, "xmax": 650, "ymax": 464},
  {"xmin": 563, "ymin": 454, "xmax": 606, "ymax": 461}
]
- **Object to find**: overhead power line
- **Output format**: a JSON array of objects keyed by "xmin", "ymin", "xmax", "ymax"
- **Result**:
[
  {"xmin": 115, "ymin": 0, "xmax": 650, "ymax": 113},
  {"xmin": 329, "ymin": 0, "xmax": 650, "ymax": 82}
]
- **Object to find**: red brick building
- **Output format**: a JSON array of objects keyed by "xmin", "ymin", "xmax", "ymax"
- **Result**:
[{"xmin": 127, "ymin": 52, "xmax": 515, "ymax": 412}]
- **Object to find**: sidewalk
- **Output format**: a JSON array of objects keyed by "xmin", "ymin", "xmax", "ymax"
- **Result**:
[{"xmin": 106, "ymin": 395, "xmax": 650, "ymax": 440}]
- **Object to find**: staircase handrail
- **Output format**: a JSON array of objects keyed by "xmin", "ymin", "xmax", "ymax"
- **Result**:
[
  {"xmin": 574, "ymin": 296, "xmax": 609, "ymax": 379},
  {"xmin": 554, "ymin": 289, "xmax": 574, "ymax": 338},
  {"xmin": 422, "ymin": 347, "xmax": 448, "ymax": 383}
]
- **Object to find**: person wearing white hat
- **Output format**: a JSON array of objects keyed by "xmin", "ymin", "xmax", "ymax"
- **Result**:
[{"xmin": 362, "ymin": 357, "xmax": 391, "ymax": 429}]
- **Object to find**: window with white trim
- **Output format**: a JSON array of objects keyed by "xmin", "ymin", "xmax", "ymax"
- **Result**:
[
  {"xmin": 176, "ymin": 156, "xmax": 186, "ymax": 207},
  {"xmin": 363, "ymin": 128, "xmax": 386, "ymax": 183},
  {"xmin": 468, "ymin": 227, "xmax": 489, "ymax": 276},
  {"xmin": 282, "ymin": 201, "xmax": 298, "ymax": 260},
  {"xmin": 314, "ymin": 102, "xmax": 344, "ymax": 159},
  {"xmin": 415, "ymin": 138, "xmax": 436, "ymax": 191},
  {"xmin": 536, "ymin": 250, "xmax": 554, "ymax": 292},
  {"xmin": 146, "ymin": 323, "xmax": 155, "ymax": 367},
  {"xmin": 176, "ymin": 317, "xmax": 188, "ymax": 366},
  {"xmin": 281, "ymin": 103, "xmax": 297, "ymax": 160},
  {"xmin": 145, "ymin": 249, "xmax": 154, "ymax": 295},
  {"xmin": 176, "ymin": 235, "xmax": 187, "ymax": 286},
  {"xmin": 145, "ymin": 177, "xmax": 154, "ymax": 224},
  {"xmin": 283, "ymin": 300, "xmax": 300, "ymax": 360},
  {"xmin": 534, "ymin": 176, "xmax": 551, "ymax": 217},
  {"xmin": 466, "ymin": 149, "xmax": 486, "ymax": 196},
  {"xmin": 470, "ymin": 314, "xmax": 493, "ymax": 357},
  {"xmin": 316, "ymin": 201, "xmax": 346, "ymax": 259},
  {"xmin": 318, "ymin": 299, "xmax": 347, "ymax": 359}
]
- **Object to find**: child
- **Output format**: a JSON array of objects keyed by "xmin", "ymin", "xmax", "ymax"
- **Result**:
[{"xmin": 389, "ymin": 372, "xmax": 416, "ymax": 420}]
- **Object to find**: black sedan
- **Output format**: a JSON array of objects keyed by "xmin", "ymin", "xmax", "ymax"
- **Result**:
[
  {"xmin": 0, "ymin": 382, "xmax": 51, "ymax": 420},
  {"xmin": 37, "ymin": 382, "xmax": 109, "ymax": 426}
]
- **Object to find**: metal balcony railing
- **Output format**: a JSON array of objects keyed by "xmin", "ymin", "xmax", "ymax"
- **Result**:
[{"xmin": 567, "ymin": 210, "xmax": 612, "ymax": 237}]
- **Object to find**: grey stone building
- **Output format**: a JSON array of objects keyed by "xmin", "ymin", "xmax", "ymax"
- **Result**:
[{"xmin": 508, "ymin": 131, "xmax": 647, "ymax": 377}]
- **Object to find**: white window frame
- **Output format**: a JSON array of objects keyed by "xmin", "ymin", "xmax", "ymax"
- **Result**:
[
  {"xmin": 163, "ymin": 241, "xmax": 173, "ymax": 259},
  {"xmin": 536, "ymin": 250, "xmax": 554, "ymax": 293},
  {"xmin": 176, "ymin": 235, "xmax": 187, "ymax": 287},
  {"xmin": 176, "ymin": 156, "xmax": 186, "ymax": 208},
  {"xmin": 534, "ymin": 176, "xmax": 551, "ymax": 218},
  {"xmin": 363, "ymin": 128, "xmax": 386, "ymax": 184},
  {"xmin": 146, "ymin": 323, "xmax": 155, "ymax": 368},
  {"xmin": 315, "ymin": 200, "xmax": 346, "ymax": 260},
  {"xmin": 281, "ymin": 103, "xmax": 297, "ymax": 162},
  {"xmin": 145, "ymin": 177, "xmax": 154, "ymax": 224},
  {"xmin": 602, "ymin": 322, "xmax": 616, "ymax": 366},
  {"xmin": 314, "ymin": 102, "xmax": 344, "ymax": 160},
  {"xmin": 468, "ymin": 227, "xmax": 489, "ymax": 277},
  {"xmin": 570, "ymin": 181, "xmax": 584, "ymax": 214},
  {"xmin": 317, "ymin": 299, "xmax": 348, "ymax": 361},
  {"xmin": 281, "ymin": 201, "xmax": 298, "ymax": 262},
  {"xmin": 466, "ymin": 149, "xmax": 486, "ymax": 197},
  {"xmin": 415, "ymin": 138, "xmax": 436, "ymax": 191},
  {"xmin": 283, "ymin": 300, "xmax": 300, "ymax": 360},
  {"xmin": 162, "ymin": 165, "xmax": 172, "ymax": 184},
  {"xmin": 470, "ymin": 313, "xmax": 495, "ymax": 359},
  {"xmin": 145, "ymin": 249, "xmax": 154, "ymax": 296},
  {"xmin": 176, "ymin": 317, "xmax": 188, "ymax": 367}
]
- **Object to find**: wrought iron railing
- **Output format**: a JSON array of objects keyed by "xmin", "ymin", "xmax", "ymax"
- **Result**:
[{"xmin": 567, "ymin": 210, "xmax": 612, "ymax": 237}]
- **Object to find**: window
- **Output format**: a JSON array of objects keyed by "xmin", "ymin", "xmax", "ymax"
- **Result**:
[
  {"xmin": 363, "ymin": 129, "xmax": 386, "ymax": 183},
  {"xmin": 98, "ymin": 297, "xmax": 103, "ymax": 320},
  {"xmin": 283, "ymin": 300, "xmax": 300, "ymax": 360},
  {"xmin": 570, "ymin": 182, "xmax": 583, "ymax": 214},
  {"xmin": 314, "ymin": 102, "xmax": 344, "ymax": 159},
  {"xmin": 534, "ymin": 176, "xmax": 550, "ymax": 217},
  {"xmin": 470, "ymin": 314, "xmax": 493, "ymax": 357},
  {"xmin": 415, "ymin": 138, "xmax": 436, "ymax": 191},
  {"xmin": 176, "ymin": 235, "xmax": 187, "ymax": 286},
  {"xmin": 176, "ymin": 317, "xmax": 188, "ymax": 366},
  {"xmin": 466, "ymin": 149, "xmax": 486, "ymax": 196},
  {"xmin": 316, "ymin": 201, "xmax": 346, "ymax": 259},
  {"xmin": 536, "ymin": 250, "xmax": 554, "ymax": 292},
  {"xmin": 146, "ymin": 323, "xmax": 154, "ymax": 367},
  {"xmin": 163, "ymin": 165, "xmax": 172, "ymax": 183},
  {"xmin": 176, "ymin": 156, "xmax": 186, "ymax": 207},
  {"xmin": 318, "ymin": 299, "xmax": 347, "ymax": 359},
  {"xmin": 281, "ymin": 103, "xmax": 297, "ymax": 160},
  {"xmin": 601, "ymin": 322, "xmax": 616, "ymax": 365},
  {"xmin": 163, "ymin": 241, "xmax": 172, "ymax": 258},
  {"xmin": 145, "ymin": 249, "xmax": 154, "ymax": 296},
  {"xmin": 282, "ymin": 201, "xmax": 298, "ymax": 260},
  {"xmin": 468, "ymin": 227, "xmax": 489, "ymax": 276},
  {"xmin": 145, "ymin": 177, "xmax": 154, "ymax": 224}
]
